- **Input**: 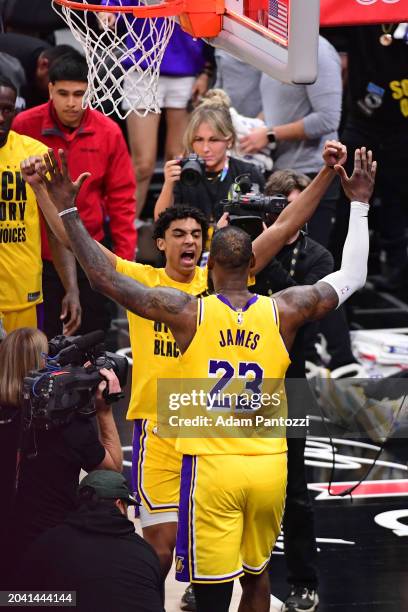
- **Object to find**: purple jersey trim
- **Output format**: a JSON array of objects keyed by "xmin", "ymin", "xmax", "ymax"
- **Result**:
[
  {"xmin": 36, "ymin": 302, "xmax": 44, "ymax": 331},
  {"xmin": 216, "ymin": 294, "xmax": 258, "ymax": 312}
]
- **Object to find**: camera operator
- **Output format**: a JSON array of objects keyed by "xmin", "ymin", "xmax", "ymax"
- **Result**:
[
  {"xmin": 0, "ymin": 328, "xmax": 48, "ymax": 557},
  {"xmin": 0, "ymin": 327, "xmax": 123, "ymax": 587},
  {"xmin": 154, "ymin": 100, "xmax": 265, "ymax": 224}
]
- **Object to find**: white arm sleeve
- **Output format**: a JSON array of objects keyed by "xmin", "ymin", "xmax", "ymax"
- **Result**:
[{"xmin": 320, "ymin": 201, "xmax": 369, "ymax": 307}]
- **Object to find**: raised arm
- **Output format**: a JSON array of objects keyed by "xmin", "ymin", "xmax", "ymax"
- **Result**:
[
  {"xmin": 21, "ymin": 154, "xmax": 118, "ymax": 269},
  {"xmin": 154, "ymin": 159, "xmax": 180, "ymax": 220},
  {"xmin": 20, "ymin": 156, "xmax": 71, "ymax": 248},
  {"xmin": 251, "ymin": 140, "xmax": 346, "ymax": 274},
  {"xmin": 276, "ymin": 147, "xmax": 376, "ymax": 351},
  {"xmin": 35, "ymin": 149, "xmax": 197, "ymax": 353}
]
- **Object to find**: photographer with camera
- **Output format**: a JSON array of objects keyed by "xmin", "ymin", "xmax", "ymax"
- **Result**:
[
  {"xmin": 0, "ymin": 327, "xmax": 124, "ymax": 587},
  {"xmin": 154, "ymin": 100, "xmax": 265, "ymax": 224}
]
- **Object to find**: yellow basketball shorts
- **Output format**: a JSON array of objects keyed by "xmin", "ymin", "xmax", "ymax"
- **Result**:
[
  {"xmin": 175, "ymin": 453, "xmax": 287, "ymax": 584},
  {"xmin": 132, "ymin": 419, "xmax": 182, "ymax": 514},
  {"xmin": 2, "ymin": 304, "xmax": 44, "ymax": 334}
]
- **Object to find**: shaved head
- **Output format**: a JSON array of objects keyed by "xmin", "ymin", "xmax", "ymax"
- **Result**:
[{"xmin": 210, "ymin": 226, "xmax": 252, "ymax": 269}]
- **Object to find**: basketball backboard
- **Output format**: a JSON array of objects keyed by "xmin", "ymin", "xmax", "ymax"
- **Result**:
[
  {"xmin": 206, "ymin": 0, "xmax": 320, "ymax": 84},
  {"xmin": 51, "ymin": 0, "xmax": 320, "ymax": 118}
]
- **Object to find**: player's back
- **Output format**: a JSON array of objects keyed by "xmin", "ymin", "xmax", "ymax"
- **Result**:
[{"xmin": 175, "ymin": 293, "xmax": 290, "ymax": 455}]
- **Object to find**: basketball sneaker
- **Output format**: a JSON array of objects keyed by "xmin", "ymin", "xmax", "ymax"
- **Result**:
[
  {"xmin": 180, "ymin": 584, "xmax": 196, "ymax": 611},
  {"xmin": 282, "ymin": 586, "xmax": 319, "ymax": 611}
]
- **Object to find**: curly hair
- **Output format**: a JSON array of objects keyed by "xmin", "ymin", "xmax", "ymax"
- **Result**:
[{"xmin": 153, "ymin": 205, "xmax": 209, "ymax": 246}]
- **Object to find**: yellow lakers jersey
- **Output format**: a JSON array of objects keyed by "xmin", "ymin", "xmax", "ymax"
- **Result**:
[
  {"xmin": 116, "ymin": 258, "xmax": 209, "ymax": 421},
  {"xmin": 175, "ymin": 293, "xmax": 290, "ymax": 455},
  {"xmin": 0, "ymin": 131, "xmax": 48, "ymax": 311}
]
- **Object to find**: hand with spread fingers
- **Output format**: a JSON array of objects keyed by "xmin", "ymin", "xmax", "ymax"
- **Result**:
[
  {"xmin": 334, "ymin": 147, "xmax": 377, "ymax": 204},
  {"xmin": 35, "ymin": 148, "xmax": 91, "ymax": 213}
]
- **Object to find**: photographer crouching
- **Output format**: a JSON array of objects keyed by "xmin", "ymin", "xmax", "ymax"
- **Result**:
[
  {"xmin": 154, "ymin": 99, "xmax": 265, "ymax": 224},
  {"xmin": 0, "ymin": 327, "xmax": 126, "ymax": 588}
]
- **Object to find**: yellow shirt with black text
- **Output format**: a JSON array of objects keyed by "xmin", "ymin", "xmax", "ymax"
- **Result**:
[
  {"xmin": 0, "ymin": 131, "xmax": 48, "ymax": 311},
  {"xmin": 115, "ymin": 258, "xmax": 209, "ymax": 421}
]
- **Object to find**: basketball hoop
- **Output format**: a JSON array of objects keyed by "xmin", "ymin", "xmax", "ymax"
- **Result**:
[
  {"xmin": 52, "ymin": 0, "xmax": 321, "ymax": 116},
  {"xmin": 52, "ymin": 0, "xmax": 224, "ymax": 118}
]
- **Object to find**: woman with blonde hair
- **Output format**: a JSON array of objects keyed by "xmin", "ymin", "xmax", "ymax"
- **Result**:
[
  {"xmin": 202, "ymin": 89, "xmax": 274, "ymax": 174},
  {"xmin": 0, "ymin": 327, "xmax": 48, "ymax": 409},
  {"xmin": 154, "ymin": 99, "xmax": 265, "ymax": 222}
]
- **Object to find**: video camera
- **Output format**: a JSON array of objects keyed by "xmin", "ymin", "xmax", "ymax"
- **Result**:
[
  {"xmin": 23, "ymin": 330, "xmax": 128, "ymax": 429},
  {"xmin": 179, "ymin": 154, "xmax": 206, "ymax": 187},
  {"xmin": 223, "ymin": 174, "xmax": 288, "ymax": 239}
]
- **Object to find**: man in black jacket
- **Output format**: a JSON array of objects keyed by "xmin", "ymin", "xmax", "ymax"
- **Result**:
[{"xmin": 19, "ymin": 470, "xmax": 164, "ymax": 612}]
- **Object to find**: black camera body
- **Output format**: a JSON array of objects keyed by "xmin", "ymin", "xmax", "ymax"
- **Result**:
[
  {"xmin": 222, "ymin": 174, "xmax": 288, "ymax": 239},
  {"xmin": 24, "ymin": 331, "xmax": 128, "ymax": 429},
  {"xmin": 179, "ymin": 154, "xmax": 206, "ymax": 187}
]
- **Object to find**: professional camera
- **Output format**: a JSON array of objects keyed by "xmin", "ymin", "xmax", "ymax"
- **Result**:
[
  {"xmin": 23, "ymin": 330, "xmax": 128, "ymax": 429},
  {"xmin": 222, "ymin": 174, "xmax": 288, "ymax": 239},
  {"xmin": 179, "ymin": 154, "xmax": 206, "ymax": 187}
]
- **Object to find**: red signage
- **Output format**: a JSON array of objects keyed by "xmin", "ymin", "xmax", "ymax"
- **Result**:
[
  {"xmin": 320, "ymin": 0, "xmax": 408, "ymax": 26},
  {"xmin": 309, "ymin": 479, "xmax": 408, "ymax": 500}
]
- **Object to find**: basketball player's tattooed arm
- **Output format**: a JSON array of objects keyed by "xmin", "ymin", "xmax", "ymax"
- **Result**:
[
  {"xmin": 251, "ymin": 140, "xmax": 347, "ymax": 274},
  {"xmin": 20, "ymin": 155, "xmax": 71, "ymax": 248},
  {"xmin": 62, "ymin": 212, "xmax": 197, "ymax": 351},
  {"xmin": 275, "ymin": 282, "xmax": 339, "ymax": 351},
  {"xmin": 34, "ymin": 149, "xmax": 198, "ymax": 352},
  {"xmin": 20, "ymin": 153, "xmax": 118, "ymax": 268}
]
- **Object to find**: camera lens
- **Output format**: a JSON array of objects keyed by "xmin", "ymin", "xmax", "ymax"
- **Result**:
[{"xmin": 180, "ymin": 160, "xmax": 204, "ymax": 187}]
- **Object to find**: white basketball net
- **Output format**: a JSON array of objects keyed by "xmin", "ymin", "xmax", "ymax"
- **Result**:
[{"xmin": 52, "ymin": 1, "xmax": 176, "ymax": 117}]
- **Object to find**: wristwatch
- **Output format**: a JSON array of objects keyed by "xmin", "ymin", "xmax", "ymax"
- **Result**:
[{"xmin": 266, "ymin": 129, "xmax": 277, "ymax": 150}]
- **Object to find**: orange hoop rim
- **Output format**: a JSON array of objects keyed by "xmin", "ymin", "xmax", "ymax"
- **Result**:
[{"xmin": 53, "ymin": 0, "xmax": 185, "ymax": 17}]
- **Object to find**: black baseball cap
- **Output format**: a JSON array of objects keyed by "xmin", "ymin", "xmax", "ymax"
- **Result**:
[{"xmin": 78, "ymin": 470, "xmax": 137, "ymax": 505}]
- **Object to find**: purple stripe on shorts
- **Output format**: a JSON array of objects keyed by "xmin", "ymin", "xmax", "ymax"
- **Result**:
[
  {"xmin": 176, "ymin": 455, "xmax": 194, "ymax": 582},
  {"xmin": 36, "ymin": 302, "xmax": 45, "ymax": 331},
  {"xmin": 131, "ymin": 419, "xmax": 144, "ymax": 505},
  {"xmin": 132, "ymin": 419, "xmax": 178, "ymax": 512}
]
